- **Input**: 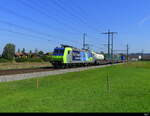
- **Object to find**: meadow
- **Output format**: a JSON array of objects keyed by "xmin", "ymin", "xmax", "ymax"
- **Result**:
[{"xmin": 0, "ymin": 61, "xmax": 150, "ymax": 112}]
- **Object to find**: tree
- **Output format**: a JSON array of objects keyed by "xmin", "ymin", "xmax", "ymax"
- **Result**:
[
  {"xmin": 22, "ymin": 48, "xmax": 25, "ymax": 53},
  {"xmin": 35, "ymin": 48, "xmax": 38, "ymax": 54},
  {"xmin": 29, "ymin": 50, "xmax": 32, "ymax": 54},
  {"xmin": 2, "ymin": 43, "xmax": 15, "ymax": 60},
  {"xmin": 100, "ymin": 51, "xmax": 104, "ymax": 54},
  {"xmin": 17, "ymin": 48, "xmax": 21, "ymax": 53},
  {"xmin": 38, "ymin": 51, "xmax": 44, "ymax": 55}
]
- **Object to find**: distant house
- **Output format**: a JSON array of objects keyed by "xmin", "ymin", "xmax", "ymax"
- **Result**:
[
  {"xmin": 142, "ymin": 54, "xmax": 150, "ymax": 61},
  {"xmin": 128, "ymin": 53, "xmax": 150, "ymax": 61},
  {"xmin": 129, "ymin": 54, "xmax": 141, "ymax": 61},
  {"xmin": 15, "ymin": 52, "xmax": 26, "ymax": 58},
  {"xmin": 15, "ymin": 52, "xmax": 32, "ymax": 58}
]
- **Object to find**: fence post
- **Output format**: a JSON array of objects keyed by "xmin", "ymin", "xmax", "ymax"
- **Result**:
[
  {"xmin": 36, "ymin": 78, "xmax": 39, "ymax": 88},
  {"xmin": 107, "ymin": 72, "xmax": 110, "ymax": 93}
]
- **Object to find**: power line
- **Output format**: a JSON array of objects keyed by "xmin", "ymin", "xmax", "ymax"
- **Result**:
[
  {"xmin": 0, "ymin": 1, "xmax": 104, "ymax": 52},
  {"xmin": 0, "ymin": 20, "xmax": 82, "ymax": 45},
  {"xmin": 17, "ymin": 0, "xmax": 90, "ymax": 47},
  {"xmin": 0, "ymin": 5, "xmax": 60, "ymax": 31},
  {"xmin": 0, "ymin": 30, "xmax": 60, "ymax": 50},
  {"xmin": 68, "ymin": 0, "xmax": 101, "ymax": 31},
  {"xmin": 0, "ymin": 27, "xmax": 78, "ymax": 45},
  {"xmin": 57, "ymin": 0, "xmax": 100, "ymax": 32},
  {"xmin": 0, "ymin": 28, "xmax": 52, "ymax": 42},
  {"xmin": 19, "ymin": 0, "xmax": 83, "ymax": 35},
  {"xmin": 0, "ymin": 20, "xmax": 85, "ymax": 48},
  {"xmin": 50, "ymin": 0, "xmax": 99, "ymax": 32},
  {"xmin": 22, "ymin": 2, "xmax": 103, "ymax": 48},
  {"xmin": 0, "ymin": 7, "xmax": 84, "ymax": 46},
  {"xmin": 0, "ymin": 20, "xmax": 61, "ymax": 39},
  {"xmin": 0, "ymin": 4, "xmax": 82, "ymax": 37}
]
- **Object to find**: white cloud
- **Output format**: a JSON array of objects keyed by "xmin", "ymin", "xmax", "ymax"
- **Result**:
[{"xmin": 138, "ymin": 16, "xmax": 150, "ymax": 26}]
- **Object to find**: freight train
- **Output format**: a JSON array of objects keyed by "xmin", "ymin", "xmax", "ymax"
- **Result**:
[{"xmin": 50, "ymin": 44, "xmax": 125, "ymax": 68}]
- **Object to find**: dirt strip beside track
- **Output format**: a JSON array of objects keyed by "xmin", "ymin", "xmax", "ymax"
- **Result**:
[{"xmin": 0, "ymin": 67, "xmax": 54, "ymax": 76}]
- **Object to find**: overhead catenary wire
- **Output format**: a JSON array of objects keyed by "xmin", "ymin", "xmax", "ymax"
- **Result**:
[
  {"xmin": 6, "ymin": 0, "xmax": 89, "ymax": 46},
  {"xmin": 34, "ymin": 0, "xmax": 86, "ymax": 33},
  {"xmin": 18, "ymin": 0, "xmax": 83, "ymax": 35},
  {"xmin": 53, "ymin": 0, "xmax": 100, "ymax": 32},
  {"xmin": 0, "ymin": 5, "xmax": 61, "ymax": 31},
  {"xmin": 0, "ymin": 28, "xmax": 84, "ymax": 47},
  {"xmin": 50, "ymin": 0, "xmax": 95, "ymax": 31},
  {"xmin": 0, "ymin": 20, "xmax": 85, "ymax": 48},
  {"xmin": 0, "ymin": 4, "xmax": 83, "ymax": 38},
  {"xmin": 0, "ymin": 28, "xmax": 52, "ymax": 42},
  {"xmin": 50, "ymin": 0, "xmax": 103, "ymax": 47},
  {"xmin": 0, "ymin": 1, "xmax": 105, "ymax": 52},
  {"xmin": 50, "ymin": 0, "xmax": 104, "ymax": 47},
  {"xmin": 0, "ymin": 20, "xmax": 61, "ymax": 39},
  {"xmin": 0, "ymin": 7, "xmax": 84, "ymax": 47}
]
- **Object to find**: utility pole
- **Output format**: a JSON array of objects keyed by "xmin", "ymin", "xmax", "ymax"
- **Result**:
[
  {"xmin": 83, "ymin": 33, "xmax": 87, "ymax": 49},
  {"xmin": 102, "ymin": 29, "xmax": 111, "ymax": 60},
  {"xmin": 141, "ymin": 49, "xmax": 144, "ymax": 60},
  {"xmin": 111, "ymin": 32, "xmax": 117, "ymax": 61},
  {"xmin": 102, "ymin": 30, "xmax": 117, "ymax": 60},
  {"xmin": 126, "ymin": 44, "xmax": 129, "ymax": 61}
]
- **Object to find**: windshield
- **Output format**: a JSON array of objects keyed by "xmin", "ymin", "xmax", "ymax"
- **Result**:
[{"xmin": 53, "ymin": 48, "xmax": 65, "ymax": 56}]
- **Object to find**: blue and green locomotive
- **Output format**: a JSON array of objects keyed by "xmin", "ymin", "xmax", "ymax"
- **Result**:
[{"xmin": 50, "ymin": 45, "xmax": 104, "ymax": 68}]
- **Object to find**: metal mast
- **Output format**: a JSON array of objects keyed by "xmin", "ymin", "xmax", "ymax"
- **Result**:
[
  {"xmin": 102, "ymin": 30, "xmax": 117, "ymax": 60},
  {"xmin": 83, "ymin": 33, "xmax": 87, "ymax": 49}
]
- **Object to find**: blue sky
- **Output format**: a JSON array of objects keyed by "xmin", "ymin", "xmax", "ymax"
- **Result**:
[{"xmin": 0, "ymin": 0, "xmax": 150, "ymax": 53}]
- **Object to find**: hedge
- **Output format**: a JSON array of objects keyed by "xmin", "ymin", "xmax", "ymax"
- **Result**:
[
  {"xmin": 0, "ymin": 58, "xmax": 12, "ymax": 63},
  {"xmin": 15, "ymin": 57, "xmax": 43, "ymax": 62}
]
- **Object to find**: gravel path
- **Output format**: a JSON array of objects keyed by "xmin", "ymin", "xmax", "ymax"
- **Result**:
[{"xmin": 0, "ymin": 64, "xmax": 119, "ymax": 82}]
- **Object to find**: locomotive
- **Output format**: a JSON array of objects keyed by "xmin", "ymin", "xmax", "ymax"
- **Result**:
[{"xmin": 50, "ymin": 44, "xmax": 107, "ymax": 68}]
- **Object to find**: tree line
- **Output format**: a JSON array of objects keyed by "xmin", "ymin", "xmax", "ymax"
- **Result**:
[{"xmin": 0, "ymin": 43, "xmax": 52, "ymax": 63}]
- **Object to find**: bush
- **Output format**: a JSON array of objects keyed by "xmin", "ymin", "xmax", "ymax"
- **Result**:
[
  {"xmin": 41, "ymin": 55, "xmax": 51, "ymax": 62},
  {"xmin": 15, "ymin": 58, "xmax": 27, "ymax": 62},
  {"xmin": 0, "ymin": 58, "xmax": 11, "ymax": 63},
  {"xmin": 15, "ymin": 57, "xmax": 43, "ymax": 62},
  {"xmin": 28, "ymin": 58, "xmax": 43, "ymax": 62}
]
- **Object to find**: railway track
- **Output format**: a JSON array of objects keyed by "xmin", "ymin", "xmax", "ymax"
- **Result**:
[
  {"xmin": 0, "ymin": 63, "xmax": 124, "ymax": 82},
  {"xmin": 0, "ymin": 67, "xmax": 55, "ymax": 76},
  {"xmin": 0, "ymin": 62, "xmax": 123, "ymax": 76},
  {"xmin": 0, "ymin": 65, "xmax": 97, "ymax": 76}
]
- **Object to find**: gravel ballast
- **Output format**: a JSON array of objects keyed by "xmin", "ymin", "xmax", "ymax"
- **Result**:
[{"xmin": 0, "ymin": 64, "xmax": 119, "ymax": 82}]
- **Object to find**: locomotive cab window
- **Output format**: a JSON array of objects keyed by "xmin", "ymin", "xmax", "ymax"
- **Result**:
[{"xmin": 53, "ymin": 49, "xmax": 65, "ymax": 56}]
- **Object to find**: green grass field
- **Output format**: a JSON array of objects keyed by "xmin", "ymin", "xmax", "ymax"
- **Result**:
[{"xmin": 0, "ymin": 61, "xmax": 150, "ymax": 112}]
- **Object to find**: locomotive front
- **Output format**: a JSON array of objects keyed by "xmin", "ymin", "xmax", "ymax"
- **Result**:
[
  {"xmin": 50, "ymin": 47, "xmax": 65, "ymax": 67},
  {"xmin": 50, "ymin": 46, "xmax": 72, "ymax": 68}
]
